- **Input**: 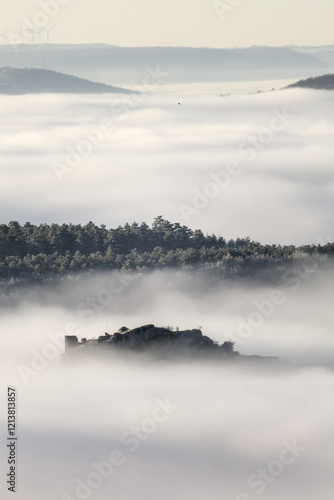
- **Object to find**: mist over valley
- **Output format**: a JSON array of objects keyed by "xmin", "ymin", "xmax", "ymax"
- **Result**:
[{"xmin": 1, "ymin": 33, "xmax": 333, "ymax": 500}]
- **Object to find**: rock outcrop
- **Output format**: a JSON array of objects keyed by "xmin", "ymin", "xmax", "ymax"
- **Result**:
[
  {"xmin": 63, "ymin": 324, "xmax": 280, "ymax": 364},
  {"xmin": 63, "ymin": 324, "xmax": 240, "ymax": 361}
]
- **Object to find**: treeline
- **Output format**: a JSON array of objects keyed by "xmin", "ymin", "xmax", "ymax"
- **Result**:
[
  {"xmin": 0, "ymin": 217, "xmax": 333, "ymax": 280},
  {"xmin": 287, "ymin": 73, "xmax": 334, "ymax": 90}
]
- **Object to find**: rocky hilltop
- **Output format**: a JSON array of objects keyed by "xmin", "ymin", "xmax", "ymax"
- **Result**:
[
  {"xmin": 64, "ymin": 325, "xmax": 278, "ymax": 363},
  {"xmin": 0, "ymin": 67, "xmax": 135, "ymax": 95}
]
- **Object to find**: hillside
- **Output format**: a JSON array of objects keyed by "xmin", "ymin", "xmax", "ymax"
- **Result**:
[
  {"xmin": 286, "ymin": 73, "xmax": 334, "ymax": 90},
  {"xmin": 0, "ymin": 218, "xmax": 333, "ymax": 285},
  {"xmin": 0, "ymin": 67, "xmax": 135, "ymax": 94},
  {"xmin": 0, "ymin": 45, "xmax": 329, "ymax": 84}
]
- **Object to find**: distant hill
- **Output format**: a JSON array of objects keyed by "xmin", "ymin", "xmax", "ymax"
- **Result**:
[
  {"xmin": 286, "ymin": 73, "xmax": 334, "ymax": 90},
  {"xmin": 0, "ymin": 67, "xmax": 135, "ymax": 94},
  {"xmin": 0, "ymin": 45, "xmax": 329, "ymax": 84}
]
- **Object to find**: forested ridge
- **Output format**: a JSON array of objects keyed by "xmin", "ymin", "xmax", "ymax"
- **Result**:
[
  {"xmin": 287, "ymin": 73, "xmax": 334, "ymax": 90},
  {"xmin": 0, "ymin": 217, "xmax": 333, "ymax": 281}
]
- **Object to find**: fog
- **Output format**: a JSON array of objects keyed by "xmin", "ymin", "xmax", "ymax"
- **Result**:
[
  {"xmin": 1, "ymin": 268, "xmax": 334, "ymax": 499},
  {"xmin": 2, "ymin": 267, "xmax": 334, "ymax": 369},
  {"xmin": 1, "ymin": 67, "xmax": 334, "ymax": 497},
  {"xmin": 1, "ymin": 82, "xmax": 334, "ymax": 245}
]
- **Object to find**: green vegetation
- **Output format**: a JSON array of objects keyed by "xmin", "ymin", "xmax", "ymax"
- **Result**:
[{"xmin": 0, "ymin": 217, "xmax": 333, "ymax": 284}]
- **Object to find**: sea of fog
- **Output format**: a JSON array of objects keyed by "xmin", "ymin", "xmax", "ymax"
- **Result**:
[
  {"xmin": 0, "ymin": 81, "xmax": 333, "ymax": 245},
  {"xmin": 1, "ymin": 78, "xmax": 334, "ymax": 498},
  {"xmin": 1, "ymin": 269, "xmax": 334, "ymax": 499}
]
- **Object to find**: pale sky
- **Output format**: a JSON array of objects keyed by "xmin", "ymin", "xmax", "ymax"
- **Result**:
[{"xmin": 1, "ymin": 0, "xmax": 333, "ymax": 48}]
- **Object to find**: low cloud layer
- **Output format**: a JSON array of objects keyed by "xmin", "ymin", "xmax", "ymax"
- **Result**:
[
  {"xmin": 1, "ymin": 269, "xmax": 334, "ymax": 499},
  {"xmin": 2, "ymin": 267, "xmax": 334, "ymax": 368},
  {"xmin": 0, "ymin": 82, "xmax": 333, "ymax": 245},
  {"xmin": 1, "ymin": 78, "xmax": 334, "ymax": 498},
  {"xmin": 1, "ymin": 267, "xmax": 334, "ymax": 499}
]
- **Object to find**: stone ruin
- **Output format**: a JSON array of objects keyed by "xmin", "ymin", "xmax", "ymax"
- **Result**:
[
  {"xmin": 63, "ymin": 324, "xmax": 279, "ymax": 364},
  {"xmin": 63, "ymin": 324, "xmax": 238, "ymax": 360}
]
